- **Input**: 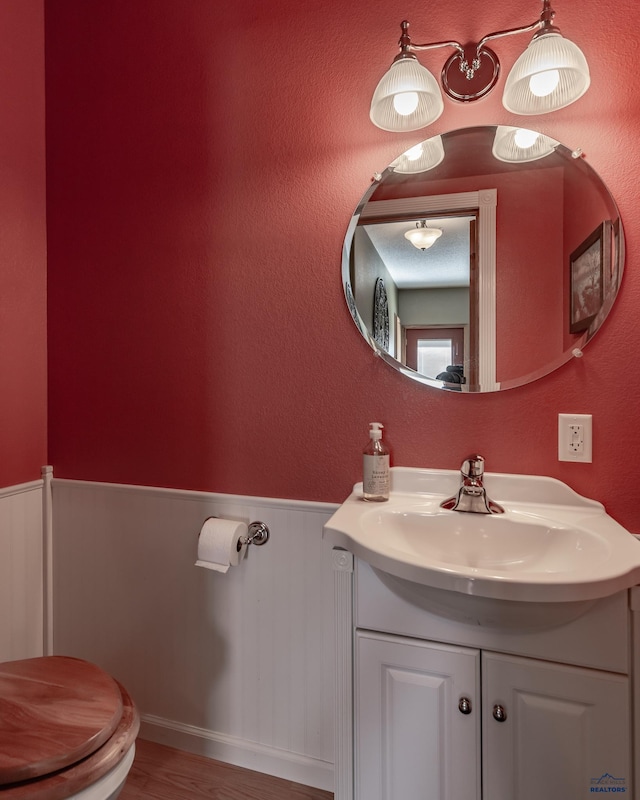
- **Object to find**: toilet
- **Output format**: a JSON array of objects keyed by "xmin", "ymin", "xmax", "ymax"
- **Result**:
[{"xmin": 0, "ymin": 656, "xmax": 139, "ymax": 800}]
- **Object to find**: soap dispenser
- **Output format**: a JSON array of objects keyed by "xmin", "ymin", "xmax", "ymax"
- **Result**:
[{"xmin": 363, "ymin": 422, "xmax": 390, "ymax": 501}]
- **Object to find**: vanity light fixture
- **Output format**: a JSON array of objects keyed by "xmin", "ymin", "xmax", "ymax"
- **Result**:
[
  {"xmin": 370, "ymin": 0, "xmax": 590, "ymax": 132},
  {"xmin": 405, "ymin": 221, "xmax": 443, "ymax": 251},
  {"xmin": 492, "ymin": 126, "xmax": 559, "ymax": 162}
]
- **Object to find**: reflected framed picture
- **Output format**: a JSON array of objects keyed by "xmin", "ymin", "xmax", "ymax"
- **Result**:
[
  {"xmin": 608, "ymin": 217, "xmax": 621, "ymax": 295},
  {"xmin": 569, "ymin": 222, "xmax": 608, "ymax": 333},
  {"xmin": 373, "ymin": 277, "xmax": 389, "ymax": 351}
]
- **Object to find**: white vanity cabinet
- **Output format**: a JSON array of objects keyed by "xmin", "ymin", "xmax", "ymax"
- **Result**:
[
  {"xmin": 482, "ymin": 651, "xmax": 629, "ymax": 799},
  {"xmin": 333, "ymin": 553, "xmax": 635, "ymax": 800},
  {"xmin": 356, "ymin": 630, "xmax": 629, "ymax": 800},
  {"xmin": 356, "ymin": 631, "xmax": 481, "ymax": 800}
]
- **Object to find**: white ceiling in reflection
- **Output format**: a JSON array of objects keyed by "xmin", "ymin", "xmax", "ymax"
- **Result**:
[{"xmin": 363, "ymin": 215, "xmax": 474, "ymax": 289}]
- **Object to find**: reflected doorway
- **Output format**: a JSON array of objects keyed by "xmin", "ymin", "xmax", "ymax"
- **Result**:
[
  {"xmin": 355, "ymin": 188, "xmax": 496, "ymax": 390},
  {"xmin": 360, "ymin": 210, "xmax": 480, "ymax": 386}
]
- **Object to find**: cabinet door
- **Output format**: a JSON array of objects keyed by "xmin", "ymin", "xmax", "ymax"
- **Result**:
[
  {"xmin": 355, "ymin": 630, "xmax": 481, "ymax": 800},
  {"xmin": 483, "ymin": 652, "xmax": 630, "ymax": 800}
]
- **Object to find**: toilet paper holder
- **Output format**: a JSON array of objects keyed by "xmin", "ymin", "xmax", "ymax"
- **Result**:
[{"xmin": 239, "ymin": 521, "xmax": 270, "ymax": 550}]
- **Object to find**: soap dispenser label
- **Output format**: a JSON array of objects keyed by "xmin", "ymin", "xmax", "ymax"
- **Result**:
[{"xmin": 363, "ymin": 454, "xmax": 390, "ymax": 498}]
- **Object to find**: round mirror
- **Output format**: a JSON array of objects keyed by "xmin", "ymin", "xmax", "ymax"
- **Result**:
[{"xmin": 343, "ymin": 126, "xmax": 625, "ymax": 392}]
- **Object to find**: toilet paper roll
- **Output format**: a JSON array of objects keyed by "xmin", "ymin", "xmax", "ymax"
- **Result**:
[{"xmin": 196, "ymin": 517, "xmax": 248, "ymax": 573}]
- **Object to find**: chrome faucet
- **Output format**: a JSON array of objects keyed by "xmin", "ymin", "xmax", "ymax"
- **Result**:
[{"xmin": 440, "ymin": 455, "xmax": 504, "ymax": 514}]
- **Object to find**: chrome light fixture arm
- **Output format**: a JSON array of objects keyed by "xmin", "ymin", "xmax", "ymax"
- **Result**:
[
  {"xmin": 401, "ymin": 1, "xmax": 554, "ymax": 82},
  {"xmin": 395, "ymin": 20, "xmax": 464, "ymax": 62},
  {"xmin": 476, "ymin": 0, "xmax": 555, "ymax": 56},
  {"xmin": 369, "ymin": 0, "xmax": 589, "ymax": 131},
  {"xmin": 477, "ymin": 19, "xmax": 542, "ymax": 54}
]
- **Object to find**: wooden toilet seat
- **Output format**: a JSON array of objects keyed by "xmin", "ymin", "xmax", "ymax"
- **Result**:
[{"xmin": 0, "ymin": 656, "xmax": 139, "ymax": 800}]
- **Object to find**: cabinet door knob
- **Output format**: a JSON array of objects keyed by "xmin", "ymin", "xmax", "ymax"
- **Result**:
[
  {"xmin": 458, "ymin": 697, "xmax": 472, "ymax": 714},
  {"xmin": 492, "ymin": 704, "xmax": 507, "ymax": 722}
]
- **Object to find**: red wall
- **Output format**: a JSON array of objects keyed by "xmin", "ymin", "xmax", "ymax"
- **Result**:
[
  {"xmin": 495, "ymin": 169, "xmax": 563, "ymax": 383},
  {"xmin": 44, "ymin": 0, "xmax": 640, "ymax": 532},
  {"xmin": 0, "ymin": 1, "xmax": 47, "ymax": 488}
]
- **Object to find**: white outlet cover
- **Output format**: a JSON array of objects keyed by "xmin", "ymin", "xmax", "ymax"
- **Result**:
[{"xmin": 558, "ymin": 413, "xmax": 592, "ymax": 463}]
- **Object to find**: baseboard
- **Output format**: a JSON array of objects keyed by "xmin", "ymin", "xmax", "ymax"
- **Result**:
[{"xmin": 139, "ymin": 714, "xmax": 334, "ymax": 792}]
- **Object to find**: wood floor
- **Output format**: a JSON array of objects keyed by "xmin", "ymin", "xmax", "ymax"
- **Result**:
[{"xmin": 119, "ymin": 739, "xmax": 334, "ymax": 800}]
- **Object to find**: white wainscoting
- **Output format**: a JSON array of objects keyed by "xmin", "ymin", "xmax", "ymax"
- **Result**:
[
  {"xmin": 51, "ymin": 479, "xmax": 338, "ymax": 791},
  {"xmin": 0, "ymin": 478, "xmax": 45, "ymax": 662}
]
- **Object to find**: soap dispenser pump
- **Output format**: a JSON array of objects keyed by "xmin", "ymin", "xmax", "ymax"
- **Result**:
[{"xmin": 363, "ymin": 422, "xmax": 390, "ymax": 502}]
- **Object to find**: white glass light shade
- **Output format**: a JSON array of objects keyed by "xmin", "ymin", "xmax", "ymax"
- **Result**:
[
  {"xmin": 404, "ymin": 226, "xmax": 442, "ymax": 250},
  {"xmin": 370, "ymin": 58, "xmax": 444, "ymax": 132},
  {"xmin": 492, "ymin": 126, "xmax": 559, "ymax": 162},
  {"xmin": 390, "ymin": 135, "xmax": 445, "ymax": 174},
  {"xmin": 503, "ymin": 32, "xmax": 590, "ymax": 115}
]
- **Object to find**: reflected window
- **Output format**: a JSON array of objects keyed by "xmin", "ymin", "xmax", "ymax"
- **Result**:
[
  {"xmin": 406, "ymin": 327, "xmax": 464, "ymax": 381},
  {"xmin": 417, "ymin": 339, "xmax": 451, "ymax": 378}
]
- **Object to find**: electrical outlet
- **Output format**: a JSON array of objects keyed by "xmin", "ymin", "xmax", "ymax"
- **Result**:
[
  {"xmin": 558, "ymin": 413, "xmax": 592, "ymax": 463},
  {"xmin": 568, "ymin": 424, "xmax": 583, "ymax": 454}
]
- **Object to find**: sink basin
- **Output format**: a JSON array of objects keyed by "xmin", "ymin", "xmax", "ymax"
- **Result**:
[
  {"xmin": 370, "ymin": 507, "xmax": 609, "ymax": 576},
  {"xmin": 324, "ymin": 467, "xmax": 640, "ymax": 621}
]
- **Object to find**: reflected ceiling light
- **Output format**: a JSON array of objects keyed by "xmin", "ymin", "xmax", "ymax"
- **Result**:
[
  {"xmin": 390, "ymin": 135, "xmax": 445, "ymax": 174},
  {"xmin": 404, "ymin": 221, "xmax": 443, "ymax": 251},
  {"xmin": 492, "ymin": 125, "xmax": 559, "ymax": 162},
  {"xmin": 370, "ymin": 0, "xmax": 589, "ymax": 133}
]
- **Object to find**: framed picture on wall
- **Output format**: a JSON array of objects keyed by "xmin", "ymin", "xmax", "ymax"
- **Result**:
[{"xmin": 569, "ymin": 221, "xmax": 608, "ymax": 333}]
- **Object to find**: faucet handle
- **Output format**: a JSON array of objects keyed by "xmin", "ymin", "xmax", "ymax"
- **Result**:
[{"xmin": 461, "ymin": 455, "xmax": 485, "ymax": 479}]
